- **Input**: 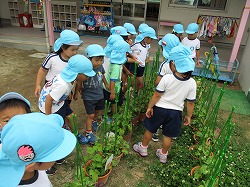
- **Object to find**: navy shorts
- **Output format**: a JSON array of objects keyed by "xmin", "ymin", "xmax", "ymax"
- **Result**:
[
  {"xmin": 143, "ymin": 106, "xmax": 182, "ymax": 138},
  {"xmin": 129, "ymin": 65, "xmax": 145, "ymax": 77},
  {"xmin": 83, "ymin": 98, "xmax": 105, "ymax": 115},
  {"xmin": 103, "ymin": 88, "xmax": 123, "ymax": 106},
  {"xmin": 55, "ymin": 100, "xmax": 73, "ymax": 119}
]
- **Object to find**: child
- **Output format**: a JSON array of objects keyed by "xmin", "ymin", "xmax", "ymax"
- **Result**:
[
  {"xmin": 129, "ymin": 26, "xmax": 157, "ymax": 91},
  {"xmin": 38, "ymin": 54, "xmax": 95, "ymax": 136},
  {"xmin": 152, "ymin": 34, "xmax": 180, "ymax": 142},
  {"xmin": 172, "ymin": 23, "xmax": 184, "ymax": 41},
  {"xmin": 133, "ymin": 44, "xmax": 197, "ymax": 163},
  {"xmin": 0, "ymin": 92, "xmax": 54, "ymax": 186},
  {"xmin": 103, "ymin": 40, "xmax": 131, "ymax": 115},
  {"xmin": 34, "ymin": 29, "xmax": 83, "ymax": 97},
  {"xmin": 123, "ymin": 22, "xmax": 137, "ymax": 45},
  {"xmin": 0, "ymin": 112, "xmax": 76, "ymax": 187},
  {"xmin": 74, "ymin": 44, "xmax": 108, "ymax": 145},
  {"xmin": 182, "ymin": 23, "xmax": 201, "ymax": 65}
]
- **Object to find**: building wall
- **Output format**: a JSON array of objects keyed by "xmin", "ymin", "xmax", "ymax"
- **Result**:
[
  {"xmin": 0, "ymin": 0, "xmax": 10, "ymax": 19},
  {"xmin": 158, "ymin": 0, "xmax": 250, "ymax": 45},
  {"xmin": 238, "ymin": 33, "xmax": 250, "ymax": 95}
]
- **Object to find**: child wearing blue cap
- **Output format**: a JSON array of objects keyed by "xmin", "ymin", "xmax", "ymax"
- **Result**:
[
  {"xmin": 129, "ymin": 26, "xmax": 157, "ymax": 91},
  {"xmin": 0, "ymin": 93, "xmax": 55, "ymax": 185},
  {"xmin": 35, "ymin": 30, "xmax": 83, "ymax": 98},
  {"xmin": 38, "ymin": 54, "xmax": 95, "ymax": 143},
  {"xmin": 133, "ymin": 44, "xmax": 197, "ymax": 163},
  {"xmin": 103, "ymin": 40, "xmax": 131, "ymax": 114},
  {"xmin": 0, "ymin": 113, "xmax": 76, "ymax": 187},
  {"xmin": 123, "ymin": 22, "xmax": 137, "ymax": 45},
  {"xmin": 182, "ymin": 23, "xmax": 201, "ymax": 65},
  {"xmin": 138, "ymin": 23, "xmax": 149, "ymax": 35},
  {"xmin": 172, "ymin": 23, "xmax": 184, "ymax": 41},
  {"xmin": 74, "ymin": 44, "xmax": 109, "ymax": 145}
]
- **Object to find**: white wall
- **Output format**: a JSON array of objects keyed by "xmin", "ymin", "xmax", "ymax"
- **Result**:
[
  {"xmin": 238, "ymin": 33, "xmax": 250, "ymax": 95},
  {"xmin": 158, "ymin": 0, "xmax": 250, "ymax": 45}
]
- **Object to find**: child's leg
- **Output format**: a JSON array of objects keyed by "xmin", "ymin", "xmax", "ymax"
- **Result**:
[
  {"xmin": 142, "ymin": 129, "xmax": 153, "ymax": 147},
  {"xmin": 162, "ymin": 136, "xmax": 172, "ymax": 154},
  {"xmin": 136, "ymin": 76, "xmax": 144, "ymax": 90},
  {"xmin": 86, "ymin": 113, "xmax": 95, "ymax": 132},
  {"xmin": 65, "ymin": 113, "xmax": 74, "ymax": 132}
]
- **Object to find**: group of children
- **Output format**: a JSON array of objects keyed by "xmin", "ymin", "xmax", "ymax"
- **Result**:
[{"xmin": 0, "ymin": 21, "xmax": 199, "ymax": 186}]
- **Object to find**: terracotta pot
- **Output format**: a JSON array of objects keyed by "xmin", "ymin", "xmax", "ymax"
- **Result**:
[
  {"xmin": 112, "ymin": 152, "xmax": 124, "ymax": 167},
  {"xmin": 193, "ymin": 134, "xmax": 199, "ymax": 144},
  {"xmin": 131, "ymin": 115, "xmax": 139, "ymax": 126},
  {"xmin": 190, "ymin": 165, "xmax": 201, "ymax": 176},
  {"xmin": 123, "ymin": 130, "xmax": 133, "ymax": 142},
  {"xmin": 138, "ymin": 113, "xmax": 146, "ymax": 123},
  {"xmin": 84, "ymin": 160, "xmax": 112, "ymax": 185}
]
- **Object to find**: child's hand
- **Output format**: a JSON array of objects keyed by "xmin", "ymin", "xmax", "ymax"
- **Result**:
[
  {"xmin": 110, "ymin": 93, "xmax": 116, "ymax": 100},
  {"xmin": 146, "ymin": 107, "xmax": 153, "ymax": 118},
  {"xmin": 34, "ymin": 85, "xmax": 41, "ymax": 97},
  {"xmin": 183, "ymin": 116, "xmax": 191, "ymax": 126},
  {"xmin": 105, "ymin": 84, "xmax": 111, "ymax": 91}
]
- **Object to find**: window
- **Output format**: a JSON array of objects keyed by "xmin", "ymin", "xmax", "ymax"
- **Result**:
[{"xmin": 169, "ymin": 0, "xmax": 228, "ymax": 10}]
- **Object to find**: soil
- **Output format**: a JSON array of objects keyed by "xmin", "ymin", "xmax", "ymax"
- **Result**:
[{"xmin": 1, "ymin": 46, "xmax": 250, "ymax": 187}]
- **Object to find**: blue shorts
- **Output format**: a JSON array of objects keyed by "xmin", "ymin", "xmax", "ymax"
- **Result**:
[
  {"xmin": 55, "ymin": 101, "xmax": 73, "ymax": 119},
  {"xmin": 83, "ymin": 98, "xmax": 105, "ymax": 115},
  {"xmin": 143, "ymin": 106, "xmax": 182, "ymax": 138}
]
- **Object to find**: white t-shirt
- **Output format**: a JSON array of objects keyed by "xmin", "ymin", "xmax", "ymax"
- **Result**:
[
  {"xmin": 38, "ymin": 74, "xmax": 74, "ymax": 113},
  {"xmin": 42, "ymin": 53, "xmax": 68, "ymax": 81},
  {"xmin": 158, "ymin": 60, "xmax": 173, "ymax": 77},
  {"xmin": 131, "ymin": 42, "xmax": 150, "ymax": 67},
  {"xmin": 18, "ymin": 170, "xmax": 52, "ymax": 187},
  {"xmin": 182, "ymin": 37, "xmax": 200, "ymax": 59},
  {"xmin": 155, "ymin": 73, "xmax": 197, "ymax": 111}
]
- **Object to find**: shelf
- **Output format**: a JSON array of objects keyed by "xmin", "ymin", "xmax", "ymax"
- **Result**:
[
  {"xmin": 8, "ymin": 0, "xmax": 19, "ymax": 26},
  {"xmin": 83, "ymin": 4, "xmax": 111, "ymax": 7}
]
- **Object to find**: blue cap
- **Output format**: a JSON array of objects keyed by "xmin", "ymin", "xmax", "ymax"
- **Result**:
[
  {"xmin": 173, "ymin": 24, "xmax": 184, "ymax": 34},
  {"xmin": 110, "ymin": 40, "xmax": 130, "ymax": 65},
  {"xmin": 85, "ymin": 44, "xmax": 105, "ymax": 57},
  {"xmin": 158, "ymin": 34, "xmax": 180, "ymax": 59},
  {"xmin": 123, "ymin": 23, "xmax": 137, "ymax": 35},
  {"xmin": 135, "ymin": 26, "xmax": 157, "ymax": 42},
  {"xmin": 167, "ymin": 44, "xmax": 195, "ymax": 73},
  {"xmin": 110, "ymin": 26, "xmax": 129, "ymax": 36},
  {"xmin": 138, "ymin": 23, "xmax": 149, "ymax": 33},
  {"xmin": 60, "ymin": 54, "xmax": 95, "ymax": 82},
  {"xmin": 0, "ymin": 113, "xmax": 76, "ymax": 187},
  {"xmin": 0, "ymin": 92, "xmax": 30, "ymax": 107},
  {"xmin": 104, "ymin": 35, "xmax": 124, "ymax": 58},
  {"xmin": 54, "ymin": 30, "xmax": 83, "ymax": 52},
  {"xmin": 186, "ymin": 23, "xmax": 199, "ymax": 34}
]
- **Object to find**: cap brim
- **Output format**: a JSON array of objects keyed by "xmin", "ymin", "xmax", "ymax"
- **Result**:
[
  {"xmin": 128, "ymin": 31, "xmax": 137, "ymax": 35},
  {"xmin": 150, "ymin": 36, "xmax": 158, "ymax": 40},
  {"xmin": 185, "ymin": 30, "xmax": 195, "ymax": 34},
  {"xmin": 38, "ymin": 129, "xmax": 76, "ymax": 162},
  {"xmin": 68, "ymin": 40, "xmax": 83, "ymax": 46},
  {"xmin": 0, "ymin": 92, "xmax": 30, "ymax": 106},
  {"xmin": 84, "ymin": 70, "xmax": 96, "ymax": 77},
  {"xmin": 0, "ymin": 152, "xmax": 25, "ymax": 187},
  {"xmin": 89, "ymin": 52, "xmax": 106, "ymax": 57}
]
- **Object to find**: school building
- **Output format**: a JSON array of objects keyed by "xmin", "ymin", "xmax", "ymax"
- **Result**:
[{"xmin": 0, "ymin": 0, "xmax": 250, "ymax": 98}]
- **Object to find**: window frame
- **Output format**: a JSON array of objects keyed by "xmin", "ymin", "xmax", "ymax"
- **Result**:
[{"xmin": 168, "ymin": 0, "xmax": 229, "ymax": 11}]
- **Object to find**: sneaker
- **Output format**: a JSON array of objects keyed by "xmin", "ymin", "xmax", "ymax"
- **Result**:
[
  {"xmin": 156, "ymin": 149, "xmax": 168, "ymax": 163},
  {"xmin": 46, "ymin": 166, "xmax": 57, "ymax": 175},
  {"xmin": 77, "ymin": 133, "xmax": 96, "ymax": 145},
  {"xmin": 92, "ymin": 121, "xmax": 99, "ymax": 132},
  {"xmin": 133, "ymin": 142, "xmax": 148, "ymax": 157},
  {"xmin": 152, "ymin": 133, "xmax": 159, "ymax": 142},
  {"xmin": 56, "ymin": 158, "xmax": 65, "ymax": 165}
]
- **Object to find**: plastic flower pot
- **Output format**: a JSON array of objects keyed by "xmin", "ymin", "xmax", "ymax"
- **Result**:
[{"xmin": 84, "ymin": 160, "xmax": 112, "ymax": 185}]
